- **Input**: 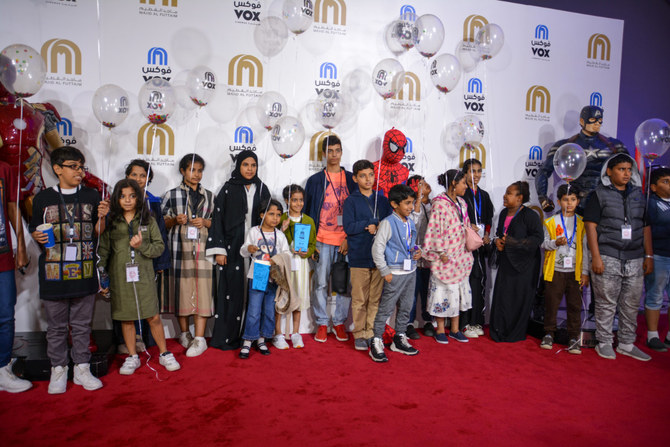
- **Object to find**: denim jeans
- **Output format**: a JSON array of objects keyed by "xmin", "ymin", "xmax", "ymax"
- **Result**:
[
  {"xmin": 242, "ymin": 281, "xmax": 277, "ymax": 341},
  {"xmin": 644, "ymin": 255, "xmax": 670, "ymax": 311},
  {"xmin": 0, "ymin": 270, "xmax": 17, "ymax": 368},
  {"xmin": 312, "ymin": 241, "xmax": 351, "ymax": 326}
]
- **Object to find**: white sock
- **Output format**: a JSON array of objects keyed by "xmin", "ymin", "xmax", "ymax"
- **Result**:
[
  {"xmin": 648, "ymin": 331, "xmax": 659, "ymax": 341},
  {"xmin": 618, "ymin": 342, "xmax": 633, "ymax": 351},
  {"xmin": 194, "ymin": 336, "xmax": 205, "ymax": 341},
  {"xmin": 258, "ymin": 337, "xmax": 265, "ymax": 344},
  {"xmin": 242, "ymin": 340, "xmax": 252, "ymax": 348}
]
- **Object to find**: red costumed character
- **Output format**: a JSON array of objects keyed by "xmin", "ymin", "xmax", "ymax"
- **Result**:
[{"xmin": 373, "ymin": 128, "xmax": 408, "ymax": 196}]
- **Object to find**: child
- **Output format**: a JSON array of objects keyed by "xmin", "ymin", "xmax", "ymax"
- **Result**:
[
  {"xmin": 369, "ymin": 184, "xmax": 422, "ymax": 362},
  {"xmin": 423, "ymin": 170, "xmax": 474, "ymax": 344},
  {"xmin": 540, "ymin": 184, "xmax": 589, "ymax": 354},
  {"xmin": 161, "ymin": 154, "xmax": 215, "ymax": 357},
  {"xmin": 584, "ymin": 153, "xmax": 653, "ymax": 361},
  {"xmin": 343, "ymin": 160, "xmax": 392, "ymax": 350},
  {"xmin": 239, "ymin": 198, "xmax": 290, "ymax": 359},
  {"xmin": 274, "ymin": 184, "xmax": 316, "ymax": 349},
  {"xmin": 29, "ymin": 146, "xmax": 109, "ymax": 394},
  {"xmin": 407, "ymin": 175, "xmax": 434, "ymax": 338},
  {"xmin": 489, "ymin": 181, "xmax": 543, "ymax": 343},
  {"xmin": 98, "ymin": 179, "xmax": 180, "ymax": 374},
  {"xmin": 644, "ymin": 167, "xmax": 670, "ymax": 351}
]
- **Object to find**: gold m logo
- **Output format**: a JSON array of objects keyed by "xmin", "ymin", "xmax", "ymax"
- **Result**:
[
  {"xmin": 463, "ymin": 14, "xmax": 488, "ymax": 42},
  {"xmin": 314, "ymin": 0, "xmax": 346, "ymax": 25},
  {"xmin": 587, "ymin": 34, "xmax": 610, "ymax": 61},
  {"xmin": 137, "ymin": 123, "xmax": 174, "ymax": 156},
  {"xmin": 525, "ymin": 85, "xmax": 551, "ymax": 113},
  {"xmin": 393, "ymin": 72, "xmax": 421, "ymax": 101},
  {"xmin": 41, "ymin": 39, "xmax": 82, "ymax": 75},
  {"xmin": 310, "ymin": 131, "xmax": 339, "ymax": 162},
  {"xmin": 529, "ymin": 205, "xmax": 544, "ymax": 221},
  {"xmin": 140, "ymin": 0, "xmax": 177, "ymax": 6},
  {"xmin": 459, "ymin": 143, "xmax": 486, "ymax": 169},
  {"xmin": 228, "ymin": 55, "xmax": 263, "ymax": 87}
]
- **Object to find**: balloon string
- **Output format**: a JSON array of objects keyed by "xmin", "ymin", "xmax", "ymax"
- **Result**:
[
  {"xmin": 15, "ymin": 99, "xmax": 24, "ymax": 240},
  {"xmin": 138, "ymin": 125, "xmax": 157, "ymax": 228},
  {"xmin": 291, "ymin": 36, "xmax": 298, "ymax": 108},
  {"xmin": 373, "ymin": 102, "xmax": 385, "ymax": 217}
]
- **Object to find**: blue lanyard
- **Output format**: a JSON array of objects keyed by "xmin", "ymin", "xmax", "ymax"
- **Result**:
[
  {"xmin": 559, "ymin": 212, "xmax": 576, "ymax": 247},
  {"xmin": 468, "ymin": 187, "xmax": 482, "ymax": 222}
]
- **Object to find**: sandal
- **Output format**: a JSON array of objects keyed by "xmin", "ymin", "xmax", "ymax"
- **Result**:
[
  {"xmin": 239, "ymin": 345, "xmax": 250, "ymax": 359},
  {"xmin": 257, "ymin": 342, "xmax": 271, "ymax": 356}
]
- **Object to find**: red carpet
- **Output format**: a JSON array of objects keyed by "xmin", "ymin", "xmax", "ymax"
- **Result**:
[{"xmin": 2, "ymin": 316, "xmax": 669, "ymax": 446}]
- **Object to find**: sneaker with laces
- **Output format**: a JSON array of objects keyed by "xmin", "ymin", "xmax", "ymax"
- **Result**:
[
  {"xmin": 333, "ymin": 324, "xmax": 349, "ymax": 342},
  {"xmin": 595, "ymin": 343, "xmax": 616, "ymax": 360},
  {"xmin": 159, "ymin": 352, "xmax": 181, "ymax": 371},
  {"xmin": 540, "ymin": 334, "xmax": 553, "ymax": 349},
  {"xmin": 369, "ymin": 337, "xmax": 388, "ymax": 362},
  {"xmin": 616, "ymin": 344, "xmax": 651, "ymax": 362},
  {"xmin": 354, "ymin": 338, "xmax": 368, "ymax": 351},
  {"xmin": 48, "ymin": 365, "xmax": 68, "ymax": 394},
  {"xmin": 567, "ymin": 339, "xmax": 582, "ymax": 355},
  {"xmin": 272, "ymin": 334, "xmax": 290, "ymax": 350},
  {"xmin": 449, "ymin": 331, "xmax": 469, "ymax": 343},
  {"xmin": 314, "ymin": 325, "xmax": 328, "ymax": 343},
  {"xmin": 178, "ymin": 331, "xmax": 194, "ymax": 349},
  {"xmin": 463, "ymin": 325, "xmax": 479, "ymax": 338},
  {"xmin": 0, "ymin": 360, "xmax": 32, "ymax": 393},
  {"xmin": 406, "ymin": 325, "xmax": 421, "ymax": 340},
  {"xmin": 473, "ymin": 324, "xmax": 485, "ymax": 336},
  {"xmin": 646, "ymin": 337, "xmax": 668, "ymax": 352},
  {"xmin": 290, "ymin": 333, "xmax": 304, "ymax": 349},
  {"xmin": 73, "ymin": 363, "xmax": 103, "ymax": 391},
  {"xmin": 390, "ymin": 333, "xmax": 419, "ymax": 356},
  {"xmin": 119, "ymin": 355, "xmax": 141, "ymax": 375},
  {"xmin": 186, "ymin": 337, "xmax": 208, "ymax": 357}
]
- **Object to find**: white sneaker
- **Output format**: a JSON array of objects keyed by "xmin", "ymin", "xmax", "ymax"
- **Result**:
[
  {"xmin": 159, "ymin": 352, "xmax": 181, "ymax": 371},
  {"xmin": 73, "ymin": 363, "xmax": 103, "ymax": 391},
  {"xmin": 179, "ymin": 331, "xmax": 194, "ymax": 349},
  {"xmin": 463, "ymin": 325, "xmax": 479, "ymax": 338},
  {"xmin": 273, "ymin": 334, "xmax": 290, "ymax": 350},
  {"xmin": 186, "ymin": 337, "xmax": 207, "ymax": 357},
  {"xmin": 48, "ymin": 365, "xmax": 68, "ymax": 394},
  {"xmin": 119, "ymin": 355, "xmax": 141, "ymax": 375},
  {"xmin": 0, "ymin": 360, "xmax": 32, "ymax": 393},
  {"xmin": 291, "ymin": 333, "xmax": 304, "ymax": 349},
  {"xmin": 473, "ymin": 324, "xmax": 485, "ymax": 336}
]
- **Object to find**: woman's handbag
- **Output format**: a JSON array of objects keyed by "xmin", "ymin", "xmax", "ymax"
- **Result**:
[{"xmin": 464, "ymin": 225, "xmax": 483, "ymax": 251}]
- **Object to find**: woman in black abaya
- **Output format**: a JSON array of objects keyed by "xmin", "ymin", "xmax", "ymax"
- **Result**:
[
  {"xmin": 489, "ymin": 181, "xmax": 543, "ymax": 342},
  {"xmin": 206, "ymin": 151, "xmax": 270, "ymax": 350}
]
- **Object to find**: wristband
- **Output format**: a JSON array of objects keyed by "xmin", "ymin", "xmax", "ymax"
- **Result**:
[{"xmin": 645, "ymin": 255, "xmax": 654, "ymax": 259}]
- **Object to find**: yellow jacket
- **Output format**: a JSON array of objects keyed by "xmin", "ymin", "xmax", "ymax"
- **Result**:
[{"xmin": 543, "ymin": 214, "xmax": 585, "ymax": 282}]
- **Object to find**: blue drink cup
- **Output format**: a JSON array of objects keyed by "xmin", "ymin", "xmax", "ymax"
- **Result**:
[{"xmin": 37, "ymin": 223, "xmax": 56, "ymax": 248}]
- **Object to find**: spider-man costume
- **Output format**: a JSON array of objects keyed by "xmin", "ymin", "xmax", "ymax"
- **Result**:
[{"xmin": 373, "ymin": 128, "xmax": 409, "ymax": 196}]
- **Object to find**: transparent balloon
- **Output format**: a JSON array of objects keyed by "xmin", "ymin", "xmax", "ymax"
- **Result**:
[
  {"xmin": 254, "ymin": 16, "xmax": 289, "ymax": 58},
  {"xmin": 475, "ymin": 23, "xmax": 505, "ymax": 60},
  {"xmin": 371, "ymin": 58, "xmax": 405, "ymax": 99},
  {"xmin": 413, "ymin": 14, "xmax": 444, "ymax": 58},
  {"xmin": 430, "ymin": 53, "xmax": 461, "ymax": 93},
  {"xmin": 314, "ymin": 89, "xmax": 347, "ymax": 129},
  {"xmin": 384, "ymin": 21, "xmax": 407, "ymax": 56},
  {"xmin": 187, "ymin": 65, "xmax": 216, "ymax": 107},
  {"xmin": 256, "ymin": 91, "xmax": 287, "ymax": 130},
  {"xmin": 458, "ymin": 115, "xmax": 484, "ymax": 145},
  {"xmin": 390, "ymin": 18, "xmax": 418, "ymax": 51},
  {"xmin": 0, "ymin": 44, "xmax": 46, "ymax": 98},
  {"xmin": 271, "ymin": 116, "xmax": 305, "ymax": 159},
  {"xmin": 92, "ymin": 84, "xmax": 130, "ymax": 129},
  {"xmin": 553, "ymin": 143, "xmax": 587, "ymax": 182},
  {"xmin": 342, "ymin": 68, "xmax": 371, "ymax": 107},
  {"xmin": 634, "ymin": 118, "xmax": 670, "ymax": 161},
  {"xmin": 138, "ymin": 78, "xmax": 176, "ymax": 125},
  {"xmin": 455, "ymin": 40, "xmax": 480, "ymax": 72},
  {"xmin": 441, "ymin": 122, "xmax": 465, "ymax": 158},
  {"xmin": 282, "ymin": 0, "xmax": 314, "ymax": 35}
]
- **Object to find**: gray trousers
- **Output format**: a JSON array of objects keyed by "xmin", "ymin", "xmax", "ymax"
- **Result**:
[
  {"xmin": 42, "ymin": 294, "xmax": 95, "ymax": 367},
  {"xmin": 373, "ymin": 272, "xmax": 415, "ymax": 338},
  {"xmin": 590, "ymin": 255, "xmax": 643, "ymax": 345}
]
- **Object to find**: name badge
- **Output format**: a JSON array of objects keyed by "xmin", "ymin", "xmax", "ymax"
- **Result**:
[
  {"xmin": 337, "ymin": 215, "xmax": 343, "ymax": 226},
  {"xmin": 563, "ymin": 256, "xmax": 573, "ymax": 269},
  {"xmin": 291, "ymin": 256, "xmax": 300, "ymax": 271},
  {"xmin": 403, "ymin": 258, "xmax": 412, "ymax": 271},
  {"xmin": 477, "ymin": 224, "xmax": 485, "ymax": 238},
  {"xmin": 187, "ymin": 226, "xmax": 199, "ymax": 240},
  {"xmin": 621, "ymin": 224, "xmax": 632, "ymax": 240},
  {"xmin": 125, "ymin": 263, "xmax": 140, "ymax": 282},
  {"xmin": 64, "ymin": 244, "xmax": 78, "ymax": 261}
]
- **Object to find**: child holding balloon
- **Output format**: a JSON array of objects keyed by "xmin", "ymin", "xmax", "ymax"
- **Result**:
[{"xmin": 540, "ymin": 184, "xmax": 589, "ymax": 354}]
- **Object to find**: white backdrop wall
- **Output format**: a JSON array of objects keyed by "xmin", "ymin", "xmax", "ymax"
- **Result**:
[{"xmin": 1, "ymin": 0, "xmax": 623, "ymax": 333}]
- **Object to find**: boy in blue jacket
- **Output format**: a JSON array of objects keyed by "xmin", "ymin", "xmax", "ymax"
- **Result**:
[{"xmin": 343, "ymin": 160, "xmax": 392, "ymax": 351}]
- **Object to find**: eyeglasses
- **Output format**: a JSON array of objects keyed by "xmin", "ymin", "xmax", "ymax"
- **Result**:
[{"xmin": 60, "ymin": 164, "xmax": 89, "ymax": 172}]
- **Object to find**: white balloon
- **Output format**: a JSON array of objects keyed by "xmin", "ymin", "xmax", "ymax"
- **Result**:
[
  {"xmin": 256, "ymin": 91, "xmax": 287, "ymax": 130},
  {"xmin": 271, "ymin": 116, "xmax": 305, "ymax": 159},
  {"xmin": 138, "ymin": 78, "xmax": 176, "ymax": 124},
  {"xmin": 455, "ymin": 40, "xmax": 480, "ymax": 72},
  {"xmin": 254, "ymin": 16, "xmax": 289, "ymax": 57},
  {"xmin": 429, "ymin": 53, "xmax": 461, "ymax": 93},
  {"xmin": 187, "ymin": 65, "xmax": 217, "ymax": 107},
  {"xmin": 414, "ymin": 14, "xmax": 444, "ymax": 58},
  {"xmin": 371, "ymin": 58, "xmax": 405, "ymax": 99},
  {"xmin": 282, "ymin": 0, "xmax": 314, "ymax": 35},
  {"xmin": 92, "ymin": 84, "xmax": 129, "ymax": 129},
  {"xmin": 476, "ymin": 24, "xmax": 505, "ymax": 60}
]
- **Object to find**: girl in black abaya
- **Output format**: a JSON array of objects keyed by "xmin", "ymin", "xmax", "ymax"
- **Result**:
[{"xmin": 206, "ymin": 151, "xmax": 270, "ymax": 350}]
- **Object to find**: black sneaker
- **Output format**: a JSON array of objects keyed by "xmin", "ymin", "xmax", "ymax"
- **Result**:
[
  {"xmin": 423, "ymin": 322, "xmax": 436, "ymax": 337},
  {"xmin": 664, "ymin": 338, "xmax": 670, "ymax": 349},
  {"xmin": 406, "ymin": 325, "xmax": 421, "ymax": 340},
  {"xmin": 540, "ymin": 334, "xmax": 553, "ymax": 350},
  {"xmin": 568, "ymin": 339, "xmax": 582, "ymax": 355},
  {"xmin": 646, "ymin": 337, "xmax": 668, "ymax": 352},
  {"xmin": 369, "ymin": 337, "xmax": 388, "ymax": 362},
  {"xmin": 390, "ymin": 334, "xmax": 419, "ymax": 356}
]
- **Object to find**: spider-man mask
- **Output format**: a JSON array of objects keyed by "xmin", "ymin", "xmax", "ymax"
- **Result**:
[{"xmin": 382, "ymin": 128, "xmax": 407, "ymax": 164}]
